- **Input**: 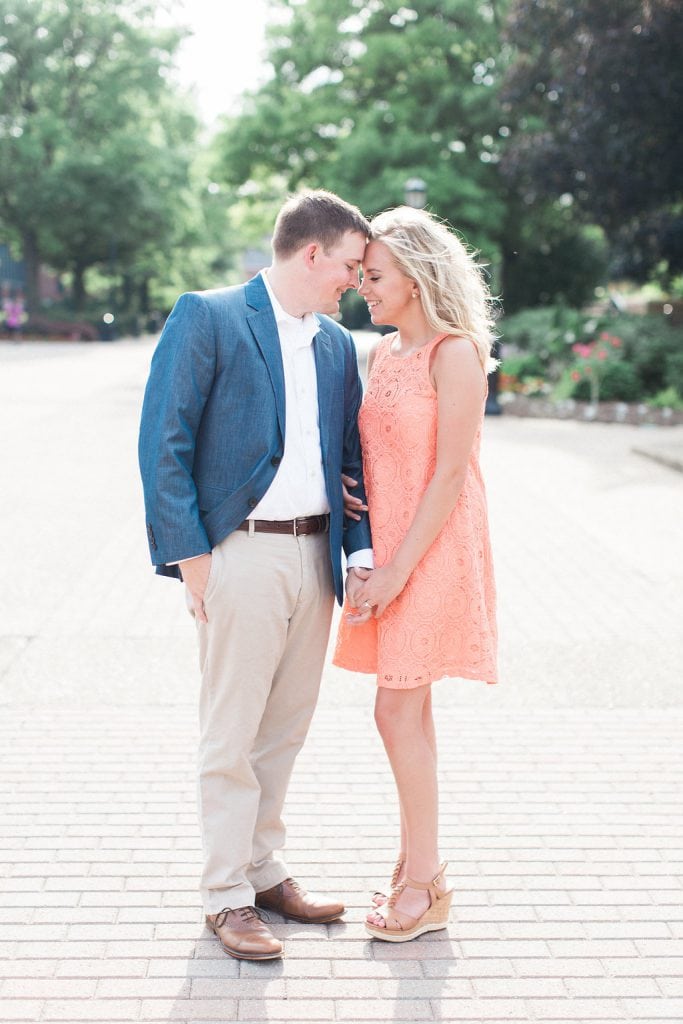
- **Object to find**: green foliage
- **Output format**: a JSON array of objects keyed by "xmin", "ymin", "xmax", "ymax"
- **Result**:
[
  {"xmin": 500, "ymin": 304, "xmax": 683, "ymax": 402},
  {"xmin": 213, "ymin": 0, "xmax": 612, "ymax": 311},
  {"xmin": 499, "ymin": 353, "xmax": 545, "ymax": 379},
  {"xmin": 647, "ymin": 386, "xmax": 683, "ymax": 410},
  {"xmin": 502, "ymin": 214, "xmax": 608, "ymax": 313},
  {"xmin": 214, "ymin": 0, "xmax": 511, "ymax": 261},
  {"xmin": 499, "ymin": 305, "xmax": 589, "ymax": 368},
  {"xmin": 502, "ymin": 0, "xmax": 683, "ymax": 284},
  {"xmin": 0, "ymin": 0, "xmax": 199, "ymax": 310},
  {"xmin": 340, "ymin": 289, "xmax": 371, "ymax": 330},
  {"xmin": 569, "ymin": 359, "xmax": 641, "ymax": 404},
  {"xmin": 664, "ymin": 350, "xmax": 683, "ymax": 397}
]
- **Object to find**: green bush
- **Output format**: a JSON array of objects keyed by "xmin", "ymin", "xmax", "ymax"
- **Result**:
[
  {"xmin": 502, "ymin": 215, "xmax": 608, "ymax": 314},
  {"xmin": 605, "ymin": 314, "xmax": 678, "ymax": 395},
  {"xmin": 499, "ymin": 306, "xmax": 588, "ymax": 370},
  {"xmin": 570, "ymin": 360, "xmax": 641, "ymax": 402},
  {"xmin": 648, "ymin": 386, "xmax": 683, "ymax": 410},
  {"xmin": 664, "ymin": 350, "xmax": 683, "ymax": 395},
  {"xmin": 500, "ymin": 305, "xmax": 683, "ymax": 401},
  {"xmin": 499, "ymin": 353, "xmax": 545, "ymax": 379}
]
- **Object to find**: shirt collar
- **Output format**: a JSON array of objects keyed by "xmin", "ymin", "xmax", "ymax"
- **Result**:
[{"xmin": 261, "ymin": 270, "xmax": 319, "ymax": 345}]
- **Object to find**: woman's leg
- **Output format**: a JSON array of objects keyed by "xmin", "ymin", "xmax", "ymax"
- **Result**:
[
  {"xmin": 395, "ymin": 688, "xmax": 437, "ymax": 872},
  {"xmin": 367, "ymin": 684, "xmax": 442, "ymax": 926}
]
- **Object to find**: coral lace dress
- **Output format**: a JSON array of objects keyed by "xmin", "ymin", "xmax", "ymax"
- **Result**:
[{"xmin": 334, "ymin": 332, "xmax": 498, "ymax": 688}]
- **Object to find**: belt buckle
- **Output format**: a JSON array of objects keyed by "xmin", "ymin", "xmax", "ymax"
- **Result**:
[{"xmin": 292, "ymin": 517, "xmax": 298, "ymax": 537}]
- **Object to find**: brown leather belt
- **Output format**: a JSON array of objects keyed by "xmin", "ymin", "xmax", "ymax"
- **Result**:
[{"xmin": 237, "ymin": 514, "xmax": 330, "ymax": 537}]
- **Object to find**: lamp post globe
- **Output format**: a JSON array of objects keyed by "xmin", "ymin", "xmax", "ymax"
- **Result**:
[{"xmin": 404, "ymin": 177, "xmax": 427, "ymax": 209}]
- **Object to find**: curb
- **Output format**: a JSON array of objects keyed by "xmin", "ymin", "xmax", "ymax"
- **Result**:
[{"xmin": 632, "ymin": 445, "xmax": 683, "ymax": 473}]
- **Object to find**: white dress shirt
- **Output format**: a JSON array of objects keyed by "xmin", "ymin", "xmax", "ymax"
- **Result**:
[{"xmin": 251, "ymin": 273, "xmax": 328, "ymax": 519}]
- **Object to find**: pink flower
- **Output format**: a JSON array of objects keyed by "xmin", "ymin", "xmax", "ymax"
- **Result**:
[
  {"xmin": 600, "ymin": 332, "xmax": 610, "ymax": 340},
  {"xmin": 571, "ymin": 370, "xmax": 581, "ymax": 381},
  {"xmin": 572, "ymin": 343, "xmax": 593, "ymax": 358},
  {"xmin": 597, "ymin": 349, "xmax": 608, "ymax": 361},
  {"xmin": 610, "ymin": 336, "xmax": 622, "ymax": 348}
]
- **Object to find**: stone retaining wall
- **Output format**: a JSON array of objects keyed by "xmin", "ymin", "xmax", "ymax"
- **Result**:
[{"xmin": 499, "ymin": 394, "xmax": 683, "ymax": 426}]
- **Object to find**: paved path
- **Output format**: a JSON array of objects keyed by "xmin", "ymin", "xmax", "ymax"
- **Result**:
[{"xmin": 1, "ymin": 337, "xmax": 682, "ymax": 1023}]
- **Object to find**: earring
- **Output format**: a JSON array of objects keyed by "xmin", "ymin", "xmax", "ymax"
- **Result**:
[{"xmin": 412, "ymin": 291, "xmax": 419, "ymax": 298}]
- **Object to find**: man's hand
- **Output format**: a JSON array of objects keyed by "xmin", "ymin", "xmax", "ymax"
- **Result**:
[
  {"xmin": 345, "ymin": 565, "xmax": 374, "ymax": 625},
  {"xmin": 179, "ymin": 553, "xmax": 212, "ymax": 623},
  {"xmin": 342, "ymin": 473, "xmax": 368, "ymax": 521}
]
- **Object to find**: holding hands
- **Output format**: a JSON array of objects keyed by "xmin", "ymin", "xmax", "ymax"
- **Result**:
[{"xmin": 345, "ymin": 562, "xmax": 410, "ymax": 624}]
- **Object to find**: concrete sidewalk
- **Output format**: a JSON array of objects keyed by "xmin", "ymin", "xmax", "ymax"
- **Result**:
[{"xmin": 1, "ymin": 338, "xmax": 682, "ymax": 1023}]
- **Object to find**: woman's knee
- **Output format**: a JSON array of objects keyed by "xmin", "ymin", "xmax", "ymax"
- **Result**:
[{"xmin": 374, "ymin": 690, "xmax": 424, "ymax": 745}]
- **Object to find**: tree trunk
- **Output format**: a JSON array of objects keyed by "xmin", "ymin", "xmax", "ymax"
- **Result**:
[
  {"xmin": 72, "ymin": 264, "xmax": 86, "ymax": 311},
  {"xmin": 21, "ymin": 230, "xmax": 41, "ymax": 314},
  {"xmin": 122, "ymin": 273, "xmax": 134, "ymax": 311},
  {"xmin": 139, "ymin": 277, "xmax": 149, "ymax": 315}
]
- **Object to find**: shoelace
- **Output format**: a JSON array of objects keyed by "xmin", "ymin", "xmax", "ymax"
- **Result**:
[{"xmin": 214, "ymin": 905, "xmax": 270, "ymax": 929}]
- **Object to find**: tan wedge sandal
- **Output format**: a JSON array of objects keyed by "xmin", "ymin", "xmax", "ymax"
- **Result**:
[
  {"xmin": 366, "ymin": 862, "xmax": 452, "ymax": 943},
  {"xmin": 371, "ymin": 854, "xmax": 405, "ymax": 908}
]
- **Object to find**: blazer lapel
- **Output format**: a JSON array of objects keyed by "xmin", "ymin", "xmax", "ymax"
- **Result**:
[
  {"xmin": 246, "ymin": 275, "xmax": 286, "ymax": 439},
  {"xmin": 313, "ymin": 326, "xmax": 335, "ymax": 457}
]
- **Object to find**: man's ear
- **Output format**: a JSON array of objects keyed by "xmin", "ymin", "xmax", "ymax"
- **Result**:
[{"xmin": 303, "ymin": 242, "xmax": 319, "ymax": 269}]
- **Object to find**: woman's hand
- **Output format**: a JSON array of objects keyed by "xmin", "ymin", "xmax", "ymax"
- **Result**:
[
  {"xmin": 342, "ymin": 473, "xmax": 368, "ymax": 521},
  {"xmin": 345, "ymin": 566, "xmax": 374, "ymax": 624},
  {"xmin": 353, "ymin": 562, "xmax": 410, "ymax": 619}
]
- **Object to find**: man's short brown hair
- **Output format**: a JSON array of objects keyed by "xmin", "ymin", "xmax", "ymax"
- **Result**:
[{"xmin": 272, "ymin": 189, "xmax": 369, "ymax": 259}]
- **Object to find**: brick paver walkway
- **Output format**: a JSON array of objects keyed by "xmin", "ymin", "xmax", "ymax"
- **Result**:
[{"xmin": 1, "ymin": 337, "xmax": 682, "ymax": 1023}]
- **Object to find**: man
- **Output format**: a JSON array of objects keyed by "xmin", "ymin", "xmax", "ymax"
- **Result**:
[{"xmin": 138, "ymin": 191, "xmax": 372, "ymax": 961}]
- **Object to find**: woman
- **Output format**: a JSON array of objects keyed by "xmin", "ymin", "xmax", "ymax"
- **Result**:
[{"xmin": 334, "ymin": 206, "xmax": 498, "ymax": 942}]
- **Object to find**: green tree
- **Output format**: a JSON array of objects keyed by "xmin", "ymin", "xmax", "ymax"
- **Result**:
[
  {"xmin": 215, "ymin": 0, "xmax": 510, "ymax": 260},
  {"xmin": 214, "ymin": 0, "xmax": 611, "ymax": 314},
  {"xmin": 0, "ymin": 0, "xmax": 197, "ymax": 311},
  {"xmin": 501, "ymin": 0, "xmax": 683, "ymax": 283}
]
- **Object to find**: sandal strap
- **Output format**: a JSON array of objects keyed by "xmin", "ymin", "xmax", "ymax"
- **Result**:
[
  {"xmin": 380, "ymin": 903, "xmax": 418, "ymax": 931},
  {"xmin": 390, "ymin": 856, "xmax": 405, "ymax": 887},
  {"xmin": 403, "ymin": 861, "xmax": 449, "ymax": 892}
]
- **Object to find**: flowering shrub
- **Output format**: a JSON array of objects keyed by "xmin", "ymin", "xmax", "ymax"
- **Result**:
[
  {"xmin": 569, "ymin": 333, "xmax": 622, "ymax": 404},
  {"xmin": 499, "ymin": 306, "xmax": 683, "ymax": 406}
]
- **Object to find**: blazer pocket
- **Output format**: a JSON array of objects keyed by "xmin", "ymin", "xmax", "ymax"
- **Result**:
[{"xmin": 197, "ymin": 482, "xmax": 231, "ymax": 515}]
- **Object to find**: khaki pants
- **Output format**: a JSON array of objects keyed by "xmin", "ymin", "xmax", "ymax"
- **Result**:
[{"xmin": 194, "ymin": 528, "xmax": 335, "ymax": 914}]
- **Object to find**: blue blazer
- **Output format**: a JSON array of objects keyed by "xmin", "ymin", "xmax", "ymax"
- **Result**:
[{"xmin": 138, "ymin": 273, "xmax": 371, "ymax": 604}]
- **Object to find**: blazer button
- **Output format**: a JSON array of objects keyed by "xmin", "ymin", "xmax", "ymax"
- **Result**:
[
  {"xmin": 271, "ymin": 455, "xmax": 281, "ymax": 467},
  {"xmin": 248, "ymin": 497, "xmax": 258, "ymax": 508}
]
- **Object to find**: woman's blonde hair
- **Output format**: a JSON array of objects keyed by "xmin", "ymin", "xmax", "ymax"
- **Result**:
[{"xmin": 369, "ymin": 206, "xmax": 498, "ymax": 372}]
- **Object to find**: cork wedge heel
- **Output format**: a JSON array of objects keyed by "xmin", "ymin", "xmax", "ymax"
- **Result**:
[{"xmin": 366, "ymin": 862, "xmax": 452, "ymax": 943}]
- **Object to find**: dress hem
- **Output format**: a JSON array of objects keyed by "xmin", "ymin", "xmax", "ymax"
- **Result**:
[{"xmin": 332, "ymin": 657, "xmax": 498, "ymax": 688}]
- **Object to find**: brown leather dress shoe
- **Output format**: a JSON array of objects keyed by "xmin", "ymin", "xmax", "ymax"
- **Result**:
[
  {"xmin": 206, "ymin": 906, "xmax": 283, "ymax": 960},
  {"xmin": 255, "ymin": 877, "xmax": 344, "ymax": 923}
]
